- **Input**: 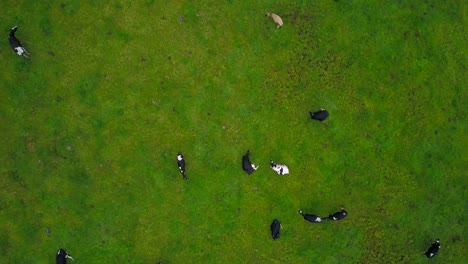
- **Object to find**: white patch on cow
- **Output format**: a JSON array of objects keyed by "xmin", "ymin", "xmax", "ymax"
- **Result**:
[
  {"xmin": 177, "ymin": 155, "xmax": 183, "ymax": 161},
  {"xmin": 430, "ymin": 253, "xmax": 434, "ymax": 257},
  {"xmin": 57, "ymin": 250, "xmax": 60, "ymax": 255},
  {"xmin": 316, "ymin": 217, "xmax": 322, "ymax": 222},
  {"xmin": 15, "ymin": 47, "xmax": 25, "ymax": 55},
  {"xmin": 271, "ymin": 163, "xmax": 289, "ymax": 175},
  {"xmin": 251, "ymin": 163, "xmax": 258, "ymax": 170}
]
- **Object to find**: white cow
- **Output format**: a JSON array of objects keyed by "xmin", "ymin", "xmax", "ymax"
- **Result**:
[
  {"xmin": 270, "ymin": 160, "xmax": 289, "ymax": 175},
  {"xmin": 266, "ymin": 13, "xmax": 284, "ymax": 28}
]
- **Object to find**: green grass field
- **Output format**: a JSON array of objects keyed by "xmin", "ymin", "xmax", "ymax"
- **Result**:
[{"xmin": 1, "ymin": 0, "xmax": 466, "ymax": 263}]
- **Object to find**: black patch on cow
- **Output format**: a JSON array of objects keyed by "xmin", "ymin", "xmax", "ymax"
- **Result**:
[
  {"xmin": 326, "ymin": 209, "xmax": 347, "ymax": 221},
  {"xmin": 424, "ymin": 239, "xmax": 440, "ymax": 258},
  {"xmin": 310, "ymin": 109, "xmax": 329, "ymax": 121},
  {"xmin": 56, "ymin": 248, "xmax": 69, "ymax": 264},
  {"xmin": 271, "ymin": 219, "xmax": 281, "ymax": 240},
  {"xmin": 242, "ymin": 150, "xmax": 255, "ymax": 174}
]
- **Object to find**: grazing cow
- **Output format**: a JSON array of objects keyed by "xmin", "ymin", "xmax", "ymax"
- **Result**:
[
  {"xmin": 242, "ymin": 150, "xmax": 258, "ymax": 175},
  {"xmin": 270, "ymin": 219, "xmax": 282, "ymax": 240},
  {"xmin": 9, "ymin": 26, "xmax": 29, "ymax": 58},
  {"xmin": 270, "ymin": 160, "xmax": 289, "ymax": 175},
  {"xmin": 309, "ymin": 109, "xmax": 329, "ymax": 121},
  {"xmin": 56, "ymin": 248, "xmax": 74, "ymax": 264},
  {"xmin": 298, "ymin": 209, "xmax": 322, "ymax": 223},
  {"xmin": 176, "ymin": 153, "xmax": 187, "ymax": 180},
  {"xmin": 325, "ymin": 208, "xmax": 347, "ymax": 221},
  {"xmin": 266, "ymin": 13, "xmax": 284, "ymax": 28},
  {"xmin": 424, "ymin": 239, "xmax": 440, "ymax": 258}
]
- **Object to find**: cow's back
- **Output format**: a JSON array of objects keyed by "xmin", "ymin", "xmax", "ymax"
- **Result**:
[
  {"xmin": 304, "ymin": 214, "xmax": 320, "ymax": 222},
  {"xmin": 310, "ymin": 110, "xmax": 329, "ymax": 121},
  {"xmin": 56, "ymin": 249, "xmax": 67, "ymax": 264},
  {"xmin": 270, "ymin": 219, "xmax": 281, "ymax": 239},
  {"xmin": 242, "ymin": 155, "xmax": 254, "ymax": 174}
]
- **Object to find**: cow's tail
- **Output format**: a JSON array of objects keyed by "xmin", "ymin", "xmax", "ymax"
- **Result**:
[{"xmin": 66, "ymin": 255, "xmax": 75, "ymax": 261}]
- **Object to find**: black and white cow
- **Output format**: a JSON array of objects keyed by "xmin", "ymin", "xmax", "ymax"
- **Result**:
[
  {"xmin": 9, "ymin": 26, "xmax": 29, "ymax": 58},
  {"xmin": 270, "ymin": 160, "xmax": 289, "ymax": 175},
  {"xmin": 56, "ymin": 248, "xmax": 74, "ymax": 264},
  {"xmin": 242, "ymin": 150, "xmax": 258, "ymax": 175},
  {"xmin": 176, "ymin": 153, "xmax": 187, "ymax": 180},
  {"xmin": 309, "ymin": 108, "xmax": 329, "ymax": 121},
  {"xmin": 424, "ymin": 239, "xmax": 440, "ymax": 258},
  {"xmin": 270, "ymin": 219, "xmax": 282, "ymax": 240},
  {"xmin": 325, "ymin": 208, "xmax": 347, "ymax": 221},
  {"xmin": 298, "ymin": 209, "xmax": 322, "ymax": 223}
]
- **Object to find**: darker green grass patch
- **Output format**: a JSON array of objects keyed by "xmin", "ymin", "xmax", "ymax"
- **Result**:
[
  {"xmin": 68, "ymin": 169, "xmax": 91, "ymax": 186},
  {"xmin": 75, "ymin": 75, "xmax": 101, "ymax": 106},
  {"xmin": 59, "ymin": 0, "xmax": 80, "ymax": 16}
]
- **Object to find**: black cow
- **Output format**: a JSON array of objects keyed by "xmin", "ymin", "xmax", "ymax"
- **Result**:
[
  {"xmin": 325, "ymin": 208, "xmax": 347, "ymax": 221},
  {"xmin": 270, "ymin": 219, "xmax": 282, "ymax": 240},
  {"xmin": 309, "ymin": 109, "xmax": 329, "ymax": 121},
  {"xmin": 424, "ymin": 239, "xmax": 440, "ymax": 258},
  {"xmin": 242, "ymin": 150, "xmax": 258, "ymax": 175},
  {"xmin": 56, "ymin": 248, "xmax": 74, "ymax": 264},
  {"xmin": 176, "ymin": 153, "xmax": 187, "ymax": 180},
  {"xmin": 298, "ymin": 209, "xmax": 322, "ymax": 223},
  {"xmin": 9, "ymin": 26, "xmax": 29, "ymax": 58}
]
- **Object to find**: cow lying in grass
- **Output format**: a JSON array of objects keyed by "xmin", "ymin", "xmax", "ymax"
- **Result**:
[
  {"xmin": 270, "ymin": 219, "xmax": 282, "ymax": 240},
  {"xmin": 424, "ymin": 239, "xmax": 440, "ymax": 258},
  {"xmin": 177, "ymin": 153, "xmax": 187, "ymax": 180},
  {"xmin": 298, "ymin": 209, "xmax": 322, "ymax": 223},
  {"xmin": 270, "ymin": 160, "xmax": 289, "ymax": 175},
  {"xmin": 325, "ymin": 208, "xmax": 348, "ymax": 221},
  {"xmin": 9, "ymin": 26, "xmax": 29, "ymax": 58},
  {"xmin": 310, "ymin": 109, "xmax": 329, "ymax": 121},
  {"xmin": 242, "ymin": 150, "xmax": 258, "ymax": 175},
  {"xmin": 56, "ymin": 249, "xmax": 74, "ymax": 264}
]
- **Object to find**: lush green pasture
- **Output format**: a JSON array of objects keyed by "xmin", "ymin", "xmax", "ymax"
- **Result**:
[{"xmin": 1, "ymin": 0, "xmax": 466, "ymax": 263}]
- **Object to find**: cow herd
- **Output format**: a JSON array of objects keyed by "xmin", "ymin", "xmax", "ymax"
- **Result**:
[
  {"xmin": 271, "ymin": 208, "xmax": 348, "ymax": 240},
  {"xmin": 174, "ymin": 110, "xmax": 440, "ymax": 259},
  {"xmin": 7, "ymin": 25, "xmax": 441, "ymax": 261},
  {"xmin": 179, "ymin": 111, "xmax": 341, "ymax": 243}
]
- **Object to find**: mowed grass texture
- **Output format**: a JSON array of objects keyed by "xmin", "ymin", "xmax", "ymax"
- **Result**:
[{"xmin": 0, "ymin": 0, "xmax": 466, "ymax": 263}]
